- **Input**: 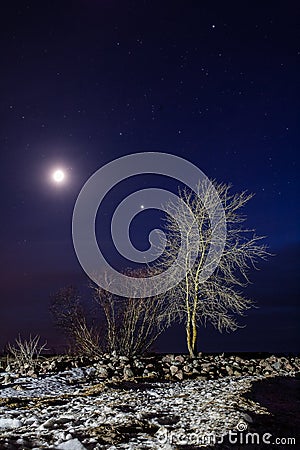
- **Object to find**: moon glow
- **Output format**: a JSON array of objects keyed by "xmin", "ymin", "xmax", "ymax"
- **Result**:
[{"xmin": 52, "ymin": 169, "xmax": 65, "ymax": 183}]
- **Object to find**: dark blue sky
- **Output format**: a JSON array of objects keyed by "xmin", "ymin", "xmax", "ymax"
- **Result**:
[{"xmin": 0, "ymin": 0, "xmax": 299, "ymax": 352}]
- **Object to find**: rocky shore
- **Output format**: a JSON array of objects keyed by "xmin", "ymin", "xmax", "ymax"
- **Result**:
[
  {"xmin": 2, "ymin": 352, "xmax": 299, "ymax": 382},
  {"xmin": 0, "ymin": 354, "xmax": 299, "ymax": 449}
]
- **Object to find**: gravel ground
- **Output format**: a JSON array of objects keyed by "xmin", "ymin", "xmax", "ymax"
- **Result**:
[
  {"xmin": 0, "ymin": 355, "xmax": 299, "ymax": 450},
  {"xmin": 1, "ymin": 367, "xmax": 298, "ymax": 449}
]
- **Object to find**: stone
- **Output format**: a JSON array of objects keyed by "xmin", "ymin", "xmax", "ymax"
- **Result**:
[
  {"xmin": 226, "ymin": 366, "xmax": 234, "ymax": 376},
  {"xmin": 170, "ymin": 365, "xmax": 179, "ymax": 376},
  {"xmin": 56, "ymin": 416, "xmax": 74, "ymax": 424},
  {"xmin": 133, "ymin": 360, "xmax": 144, "ymax": 369},
  {"xmin": 3, "ymin": 374, "xmax": 11, "ymax": 384},
  {"xmin": 272, "ymin": 361, "xmax": 281, "ymax": 371},
  {"xmin": 174, "ymin": 355, "xmax": 185, "ymax": 364},
  {"xmin": 39, "ymin": 417, "xmax": 56, "ymax": 429},
  {"xmin": 97, "ymin": 366, "xmax": 109, "ymax": 379},
  {"xmin": 201, "ymin": 363, "xmax": 211, "ymax": 372},
  {"xmin": 162, "ymin": 354, "xmax": 175, "ymax": 363},
  {"xmin": 175, "ymin": 370, "xmax": 184, "ymax": 380},
  {"xmin": 147, "ymin": 371, "xmax": 158, "ymax": 379},
  {"xmin": 241, "ymin": 412, "xmax": 253, "ymax": 424},
  {"xmin": 123, "ymin": 367, "xmax": 134, "ymax": 379},
  {"xmin": 57, "ymin": 438, "xmax": 87, "ymax": 450}
]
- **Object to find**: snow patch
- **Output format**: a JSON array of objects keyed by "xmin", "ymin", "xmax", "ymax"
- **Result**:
[
  {"xmin": 0, "ymin": 418, "xmax": 22, "ymax": 429},
  {"xmin": 57, "ymin": 438, "xmax": 87, "ymax": 450}
]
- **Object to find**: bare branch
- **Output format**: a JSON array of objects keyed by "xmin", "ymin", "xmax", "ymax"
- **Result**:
[{"xmin": 154, "ymin": 179, "xmax": 269, "ymax": 357}]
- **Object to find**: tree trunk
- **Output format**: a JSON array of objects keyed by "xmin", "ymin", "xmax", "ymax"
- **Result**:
[{"xmin": 186, "ymin": 318, "xmax": 197, "ymax": 358}]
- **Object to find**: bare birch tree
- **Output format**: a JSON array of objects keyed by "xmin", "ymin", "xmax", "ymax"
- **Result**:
[{"xmin": 156, "ymin": 180, "xmax": 269, "ymax": 358}]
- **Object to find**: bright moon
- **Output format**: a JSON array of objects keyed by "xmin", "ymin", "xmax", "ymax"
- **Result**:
[{"xmin": 52, "ymin": 169, "xmax": 65, "ymax": 183}]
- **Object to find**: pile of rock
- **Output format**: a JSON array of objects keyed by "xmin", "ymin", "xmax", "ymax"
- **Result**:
[
  {"xmin": 94, "ymin": 353, "xmax": 299, "ymax": 381},
  {"xmin": 158, "ymin": 353, "xmax": 300, "ymax": 381},
  {"xmin": 2, "ymin": 353, "xmax": 299, "ymax": 382}
]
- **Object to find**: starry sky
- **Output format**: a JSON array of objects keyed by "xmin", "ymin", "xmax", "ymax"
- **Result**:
[{"xmin": 1, "ymin": 1, "xmax": 299, "ymax": 353}]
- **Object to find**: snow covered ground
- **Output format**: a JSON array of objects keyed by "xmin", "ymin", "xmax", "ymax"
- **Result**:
[{"xmin": 0, "ymin": 368, "xmax": 269, "ymax": 449}]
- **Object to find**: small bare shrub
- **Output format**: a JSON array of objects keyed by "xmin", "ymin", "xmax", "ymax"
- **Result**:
[
  {"xmin": 93, "ymin": 267, "xmax": 174, "ymax": 356},
  {"xmin": 8, "ymin": 335, "xmax": 47, "ymax": 370},
  {"xmin": 50, "ymin": 286, "xmax": 102, "ymax": 356}
]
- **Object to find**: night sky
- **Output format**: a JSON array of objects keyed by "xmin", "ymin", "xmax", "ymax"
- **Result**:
[{"xmin": 1, "ymin": 1, "xmax": 299, "ymax": 353}]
